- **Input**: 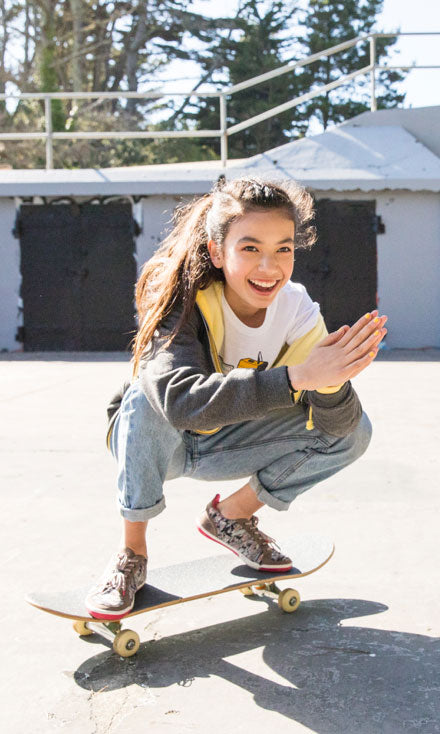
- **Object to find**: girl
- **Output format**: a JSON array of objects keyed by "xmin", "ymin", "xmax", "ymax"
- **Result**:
[{"xmin": 86, "ymin": 177, "xmax": 385, "ymax": 619}]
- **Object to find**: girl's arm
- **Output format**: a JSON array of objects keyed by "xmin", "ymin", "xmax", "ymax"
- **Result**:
[
  {"xmin": 300, "ymin": 381, "xmax": 362, "ymax": 437},
  {"xmin": 286, "ymin": 311, "xmax": 386, "ymax": 437},
  {"xmin": 139, "ymin": 306, "xmax": 384, "ymax": 437},
  {"xmin": 139, "ymin": 306, "xmax": 294, "ymax": 432}
]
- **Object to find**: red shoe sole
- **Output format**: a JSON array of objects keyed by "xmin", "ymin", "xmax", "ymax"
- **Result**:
[
  {"xmin": 197, "ymin": 526, "xmax": 292, "ymax": 573},
  {"xmin": 86, "ymin": 609, "xmax": 132, "ymax": 621}
]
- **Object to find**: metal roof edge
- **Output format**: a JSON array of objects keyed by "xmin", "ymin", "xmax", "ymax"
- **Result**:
[
  {"xmin": 0, "ymin": 177, "xmax": 217, "ymax": 197},
  {"xmin": 295, "ymin": 179, "xmax": 440, "ymax": 193},
  {"xmin": 1, "ymin": 177, "xmax": 440, "ymax": 197}
]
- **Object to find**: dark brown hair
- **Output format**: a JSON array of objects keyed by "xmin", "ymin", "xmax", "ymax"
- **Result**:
[{"xmin": 132, "ymin": 176, "xmax": 316, "ymax": 374}]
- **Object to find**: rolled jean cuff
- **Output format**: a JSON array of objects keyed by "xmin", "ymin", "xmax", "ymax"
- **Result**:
[
  {"xmin": 119, "ymin": 496, "xmax": 166, "ymax": 522},
  {"xmin": 249, "ymin": 474, "xmax": 290, "ymax": 512}
]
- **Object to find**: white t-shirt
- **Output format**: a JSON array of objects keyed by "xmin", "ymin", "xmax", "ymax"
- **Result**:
[{"xmin": 219, "ymin": 281, "xmax": 320, "ymax": 374}]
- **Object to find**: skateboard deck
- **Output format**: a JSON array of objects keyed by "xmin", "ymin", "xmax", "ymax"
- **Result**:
[{"xmin": 27, "ymin": 534, "xmax": 334, "ymax": 657}]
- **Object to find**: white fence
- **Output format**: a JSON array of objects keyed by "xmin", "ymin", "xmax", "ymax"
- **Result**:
[{"xmin": 1, "ymin": 31, "xmax": 439, "ymax": 169}]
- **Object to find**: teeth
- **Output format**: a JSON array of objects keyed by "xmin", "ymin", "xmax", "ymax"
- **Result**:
[{"xmin": 249, "ymin": 279, "xmax": 277, "ymax": 288}]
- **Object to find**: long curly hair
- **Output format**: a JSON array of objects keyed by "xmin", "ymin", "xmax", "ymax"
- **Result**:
[{"xmin": 132, "ymin": 176, "xmax": 316, "ymax": 374}]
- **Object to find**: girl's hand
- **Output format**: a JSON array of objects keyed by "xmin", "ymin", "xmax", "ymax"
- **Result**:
[{"xmin": 288, "ymin": 310, "xmax": 387, "ymax": 391}]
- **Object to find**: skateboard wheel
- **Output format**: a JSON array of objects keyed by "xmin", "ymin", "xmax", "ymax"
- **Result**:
[
  {"xmin": 277, "ymin": 588, "xmax": 301, "ymax": 613},
  {"xmin": 73, "ymin": 621, "xmax": 93, "ymax": 636},
  {"xmin": 240, "ymin": 586, "xmax": 255, "ymax": 596},
  {"xmin": 113, "ymin": 629, "xmax": 140, "ymax": 657}
]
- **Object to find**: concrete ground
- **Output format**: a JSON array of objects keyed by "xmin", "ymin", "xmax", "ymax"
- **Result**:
[{"xmin": 1, "ymin": 349, "xmax": 439, "ymax": 734}]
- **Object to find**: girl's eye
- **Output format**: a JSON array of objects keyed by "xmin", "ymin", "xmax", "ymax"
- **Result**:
[{"xmin": 241, "ymin": 244, "xmax": 293, "ymax": 253}]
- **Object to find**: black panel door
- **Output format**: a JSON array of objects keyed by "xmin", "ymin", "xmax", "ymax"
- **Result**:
[
  {"xmin": 293, "ymin": 200, "xmax": 378, "ymax": 332},
  {"xmin": 18, "ymin": 202, "xmax": 137, "ymax": 350}
]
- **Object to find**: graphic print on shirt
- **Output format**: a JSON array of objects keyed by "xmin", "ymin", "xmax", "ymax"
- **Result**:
[
  {"xmin": 219, "ymin": 351, "xmax": 268, "ymax": 374},
  {"xmin": 238, "ymin": 351, "xmax": 268, "ymax": 371}
]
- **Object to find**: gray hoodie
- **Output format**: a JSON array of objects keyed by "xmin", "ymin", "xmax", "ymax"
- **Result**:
[{"xmin": 133, "ymin": 292, "xmax": 363, "ymax": 439}]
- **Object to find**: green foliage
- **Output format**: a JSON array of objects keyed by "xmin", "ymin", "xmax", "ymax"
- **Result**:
[
  {"xmin": 0, "ymin": 0, "xmax": 408, "ymax": 168},
  {"xmin": 39, "ymin": 16, "xmax": 66, "ymax": 132},
  {"xmin": 225, "ymin": 0, "xmax": 308, "ymax": 156},
  {"xmin": 296, "ymin": 0, "xmax": 406, "ymax": 129},
  {"xmin": 186, "ymin": 0, "xmax": 308, "ymax": 158},
  {"xmin": 54, "ymin": 130, "xmax": 219, "ymax": 169}
]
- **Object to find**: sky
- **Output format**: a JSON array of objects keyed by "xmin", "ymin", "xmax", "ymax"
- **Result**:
[
  {"xmin": 186, "ymin": 0, "xmax": 440, "ymax": 110},
  {"xmin": 373, "ymin": 0, "xmax": 440, "ymax": 107}
]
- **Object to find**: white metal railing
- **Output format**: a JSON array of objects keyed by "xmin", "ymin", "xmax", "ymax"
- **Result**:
[{"xmin": 1, "ymin": 31, "xmax": 439, "ymax": 170}]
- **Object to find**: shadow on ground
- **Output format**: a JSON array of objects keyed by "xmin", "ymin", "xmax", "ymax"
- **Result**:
[{"xmin": 74, "ymin": 598, "xmax": 440, "ymax": 733}]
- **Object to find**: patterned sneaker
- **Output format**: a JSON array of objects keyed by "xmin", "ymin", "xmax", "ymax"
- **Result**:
[
  {"xmin": 197, "ymin": 494, "xmax": 292, "ymax": 572},
  {"xmin": 85, "ymin": 547, "xmax": 147, "ymax": 620}
]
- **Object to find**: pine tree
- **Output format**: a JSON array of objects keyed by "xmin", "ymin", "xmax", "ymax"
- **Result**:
[
  {"xmin": 188, "ymin": 0, "xmax": 307, "ymax": 159},
  {"xmin": 227, "ymin": 0, "xmax": 307, "ymax": 157},
  {"xmin": 296, "ymin": 0, "xmax": 406, "ymax": 130},
  {"xmin": 39, "ymin": 7, "xmax": 66, "ymax": 132}
]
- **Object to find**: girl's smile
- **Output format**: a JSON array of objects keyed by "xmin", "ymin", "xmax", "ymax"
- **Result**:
[
  {"xmin": 208, "ymin": 209, "xmax": 295, "ymax": 325},
  {"xmin": 248, "ymin": 278, "xmax": 279, "ymax": 294}
]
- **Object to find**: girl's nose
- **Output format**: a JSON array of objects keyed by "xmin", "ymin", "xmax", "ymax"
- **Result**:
[{"xmin": 257, "ymin": 255, "xmax": 279, "ymax": 273}]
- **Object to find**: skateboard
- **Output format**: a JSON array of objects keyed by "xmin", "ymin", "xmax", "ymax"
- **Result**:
[{"xmin": 26, "ymin": 534, "xmax": 334, "ymax": 658}]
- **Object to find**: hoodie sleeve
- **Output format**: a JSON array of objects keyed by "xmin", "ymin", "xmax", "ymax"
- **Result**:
[
  {"xmin": 138, "ymin": 306, "xmax": 295, "ymax": 431},
  {"xmin": 301, "ymin": 382, "xmax": 363, "ymax": 437}
]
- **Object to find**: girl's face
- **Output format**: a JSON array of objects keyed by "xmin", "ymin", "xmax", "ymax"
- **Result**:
[{"xmin": 208, "ymin": 208, "xmax": 295, "ymax": 323}]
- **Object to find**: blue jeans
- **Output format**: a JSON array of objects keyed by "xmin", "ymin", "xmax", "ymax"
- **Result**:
[{"xmin": 110, "ymin": 380, "xmax": 372, "ymax": 521}]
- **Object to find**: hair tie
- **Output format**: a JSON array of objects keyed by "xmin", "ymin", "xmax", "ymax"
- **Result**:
[{"xmin": 214, "ymin": 174, "xmax": 226, "ymax": 191}]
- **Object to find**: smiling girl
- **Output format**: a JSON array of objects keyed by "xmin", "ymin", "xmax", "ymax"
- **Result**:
[{"xmin": 85, "ymin": 177, "xmax": 386, "ymax": 619}]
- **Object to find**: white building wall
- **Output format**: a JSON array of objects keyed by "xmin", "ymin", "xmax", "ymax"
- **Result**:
[
  {"xmin": 137, "ymin": 194, "xmax": 193, "ymax": 270},
  {"xmin": 314, "ymin": 189, "xmax": 440, "ymax": 349},
  {"xmin": 377, "ymin": 191, "xmax": 440, "ymax": 349},
  {"xmin": 0, "ymin": 199, "xmax": 21, "ymax": 351}
]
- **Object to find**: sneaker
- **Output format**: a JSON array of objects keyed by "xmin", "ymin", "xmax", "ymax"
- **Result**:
[
  {"xmin": 197, "ymin": 494, "xmax": 292, "ymax": 572},
  {"xmin": 85, "ymin": 547, "xmax": 147, "ymax": 620}
]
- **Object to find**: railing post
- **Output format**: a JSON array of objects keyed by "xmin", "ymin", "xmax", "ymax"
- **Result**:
[
  {"xmin": 44, "ymin": 95, "xmax": 54, "ymax": 169},
  {"xmin": 220, "ymin": 94, "xmax": 228, "ymax": 168},
  {"xmin": 370, "ymin": 35, "xmax": 377, "ymax": 112}
]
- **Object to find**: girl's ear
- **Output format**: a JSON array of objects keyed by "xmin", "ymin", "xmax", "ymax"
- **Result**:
[{"xmin": 207, "ymin": 239, "xmax": 223, "ymax": 268}]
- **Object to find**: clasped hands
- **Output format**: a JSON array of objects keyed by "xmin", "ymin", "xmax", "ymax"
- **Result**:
[{"xmin": 288, "ymin": 310, "xmax": 388, "ymax": 392}]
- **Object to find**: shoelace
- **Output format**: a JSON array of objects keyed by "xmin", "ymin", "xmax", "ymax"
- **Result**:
[
  {"xmin": 239, "ymin": 516, "xmax": 282, "ymax": 553},
  {"xmin": 101, "ymin": 553, "xmax": 138, "ymax": 595}
]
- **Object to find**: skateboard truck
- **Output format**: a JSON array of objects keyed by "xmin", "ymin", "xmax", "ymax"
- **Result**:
[
  {"xmin": 240, "ymin": 581, "xmax": 301, "ymax": 612},
  {"xmin": 72, "ymin": 619, "xmax": 141, "ymax": 657}
]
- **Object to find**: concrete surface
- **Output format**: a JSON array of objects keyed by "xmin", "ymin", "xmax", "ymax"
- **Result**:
[{"xmin": 1, "ymin": 350, "xmax": 439, "ymax": 734}]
